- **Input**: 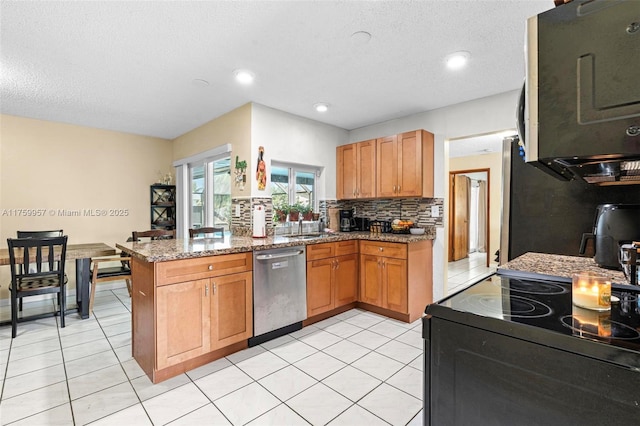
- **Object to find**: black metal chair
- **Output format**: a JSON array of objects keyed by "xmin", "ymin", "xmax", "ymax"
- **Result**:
[
  {"xmin": 189, "ymin": 227, "xmax": 224, "ymax": 239},
  {"xmin": 7, "ymin": 236, "xmax": 68, "ymax": 338}
]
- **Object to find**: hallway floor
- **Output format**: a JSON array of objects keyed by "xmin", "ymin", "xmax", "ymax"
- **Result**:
[{"xmin": 447, "ymin": 251, "xmax": 497, "ymax": 295}]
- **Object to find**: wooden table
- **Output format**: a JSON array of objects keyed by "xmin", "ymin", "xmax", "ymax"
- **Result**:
[{"xmin": 1, "ymin": 242, "xmax": 116, "ymax": 319}]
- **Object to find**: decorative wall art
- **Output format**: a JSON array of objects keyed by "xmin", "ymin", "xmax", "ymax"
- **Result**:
[{"xmin": 256, "ymin": 146, "xmax": 267, "ymax": 191}]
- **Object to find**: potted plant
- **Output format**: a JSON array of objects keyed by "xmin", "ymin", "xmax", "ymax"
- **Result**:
[
  {"xmin": 288, "ymin": 204, "xmax": 300, "ymax": 222},
  {"xmin": 300, "ymin": 204, "xmax": 313, "ymax": 221},
  {"xmin": 273, "ymin": 201, "xmax": 288, "ymax": 223}
]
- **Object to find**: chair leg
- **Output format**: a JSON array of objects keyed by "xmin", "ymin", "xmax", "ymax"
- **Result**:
[
  {"xmin": 89, "ymin": 279, "xmax": 96, "ymax": 315},
  {"xmin": 126, "ymin": 279, "xmax": 132, "ymax": 297},
  {"xmin": 19, "ymin": 296, "xmax": 23, "ymax": 312},
  {"xmin": 60, "ymin": 286, "xmax": 65, "ymax": 329},
  {"xmin": 11, "ymin": 291, "xmax": 18, "ymax": 339}
]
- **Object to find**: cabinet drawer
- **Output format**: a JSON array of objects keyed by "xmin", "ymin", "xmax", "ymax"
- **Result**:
[
  {"xmin": 359, "ymin": 241, "xmax": 407, "ymax": 259},
  {"xmin": 156, "ymin": 252, "xmax": 252, "ymax": 286},
  {"xmin": 335, "ymin": 240, "xmax": 358, "ymax": 256},
  {"xmin": 307, "ymin": 242, "xmax": 335, "ymax": 261}
]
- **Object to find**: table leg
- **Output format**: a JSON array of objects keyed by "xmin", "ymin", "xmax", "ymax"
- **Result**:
[{"xmin": 76, "ymin": 258, "xmax": 91, "ymax": 319}]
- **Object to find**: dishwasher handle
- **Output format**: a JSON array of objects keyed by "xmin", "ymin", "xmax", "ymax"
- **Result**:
[{"xmin": 255, "ymin": 250, "xmax": 304, "ymax": 261}]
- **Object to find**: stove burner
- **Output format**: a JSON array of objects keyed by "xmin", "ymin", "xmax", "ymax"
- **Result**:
[
  {"xmin": 560, "ymin": 315, "xmax": 640, "ymax": 341},
  {"xmin": 463, "ymin": 294, "xmax": 553, "ymax": 318},
  {"xmin": 495, "ymin": 278, "xmax": 569, "ymax": 295}
]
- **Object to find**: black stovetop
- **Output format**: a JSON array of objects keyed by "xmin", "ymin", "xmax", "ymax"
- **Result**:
[{"xmin": 432, "ymin": 273, "xmax": 640, "ymax": 356}]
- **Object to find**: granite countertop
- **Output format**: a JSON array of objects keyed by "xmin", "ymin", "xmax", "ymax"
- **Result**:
[
  {"xmin": 117, "ymin": 229, "xmax": 436, "ymax": 263},
  {"xmin": 499, "ymin": 252, "xmax": 627, "ymax": 284}
]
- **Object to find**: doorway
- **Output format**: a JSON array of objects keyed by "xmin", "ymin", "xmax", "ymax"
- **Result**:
[{"xmin": 448, "ymin": 169, "xmax": 490, "ymax": 266}]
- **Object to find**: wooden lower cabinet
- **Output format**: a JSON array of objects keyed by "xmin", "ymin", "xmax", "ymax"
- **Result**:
[
  {"xmin": 359, "ymin": 240, "xmax": 431, "ymax": 322},
  {"xmin": 156, "ymin": 279, "xmax": 210, "ymax": 370},
  {"xmin": 210, "ymin": 271, "xmax": 253, "ymax": 349},
  {"xmin": 306, "ymin": 242, "xmax": 358, "ymax": 317},
  {"xmin": 131, "ymin": 254, "xmax": 252, "ymax": 383}
]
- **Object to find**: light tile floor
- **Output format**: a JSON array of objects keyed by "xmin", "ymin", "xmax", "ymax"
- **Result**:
[
  {"xmin": 0, "ymin": 287, "xmax": 425, "ymax": 425},
  {"xmin": 447, "ymin": 251, "xmax": 497, "ymax": 295}
]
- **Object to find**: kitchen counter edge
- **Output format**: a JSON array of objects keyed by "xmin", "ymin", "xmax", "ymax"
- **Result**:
[{"xmin": 116, "ymin": 230, "xmax": 435, "ymax": 263}]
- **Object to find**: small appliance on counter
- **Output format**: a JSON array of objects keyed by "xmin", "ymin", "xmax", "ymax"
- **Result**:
[
  {"xmin": 340, "ymin": 209, "xmax": 355, "ymax": 232},
  {"xmin": 579, "ymin": 204, "xmax": 640, "ymax": 269},
  {"xmin": 352, "ymin": 217, "xmax": 370, "ymax": 231}
]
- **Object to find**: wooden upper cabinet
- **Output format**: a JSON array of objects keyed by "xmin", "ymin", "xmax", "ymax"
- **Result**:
[
  {"xmin": 336, "ymin": 140, "xmax": 376, "ymax": 199},
  {"xmin": 338, "ymin": 129, "xmax": 433, "ymax": 200}
]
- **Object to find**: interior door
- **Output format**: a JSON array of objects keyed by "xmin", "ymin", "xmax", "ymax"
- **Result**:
[{"xmin": 450, "ymin": 174, "xmax": 470, "ymax": 261}]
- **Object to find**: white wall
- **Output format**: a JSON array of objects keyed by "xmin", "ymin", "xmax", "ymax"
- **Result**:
[
  {"xmin": 250, "ymin": 103, "xmax": 349, "ymax": 200},
  {"xmin": 348, "ymin": 89, "xmax": 520, "ymax": 301}
]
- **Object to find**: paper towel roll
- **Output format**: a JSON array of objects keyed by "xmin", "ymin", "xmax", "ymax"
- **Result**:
[{"xmin": 253, "ymin": 205, "xmax": 266, "ymax": 238}]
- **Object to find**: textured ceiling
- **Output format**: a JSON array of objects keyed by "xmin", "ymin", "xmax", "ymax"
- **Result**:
[{"xmin": 0, "ymin": 0, "xmax": 553, "ymax": 140}]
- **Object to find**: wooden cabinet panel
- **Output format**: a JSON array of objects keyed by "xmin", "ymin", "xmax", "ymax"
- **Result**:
[
  {"xmin": 335, "ymin": 254, "xmax": 358, "ymax": 307},
  {"xmin": 360, "ymin": 254, "xmax": 383, "ymax": 306},
  {"xmin": 211, "ymin": 271, "xmax": 253, "ymax": 349},
  {"xmin": 156, "ymin": 279, "xmax": 210, "ymax": 369},
  {"xmin": 336, "ymin": 144, "xmax": 357, "ymax": 200},
  {"xmin": 397, "ymin": 131, "xmax": 422, "ymax": 197},
  {"xmin": 335, "ymin": 240, "xmax": 357, "ymax": 256},
  {"xmin": 307, "ymin": 242, "xmax": 335, "ymax": 261},
  {"xmin": 307, "ymin": 258, "xmax": 335, "ymax": 316},
  {"xmin": 384, "ymin": 258, "xmax": 408, "ymax": 313},
  {"xmin": 357, "ymin": 140, "xmax": 376, "ymax": 198},
  {"xmin": 360, "ymin": 241, "xmax": 407, "ymax": 259},
  {"xmin": 156, "ymin": 252, "xmax": 252, "ymax": 286},
  {"xmin": 337, "ymin": 140, "xmax": 376, "ymax": 199},
  {"xmin": 376, "ymin": 135, "xmax": 398, "ymax": 197}
]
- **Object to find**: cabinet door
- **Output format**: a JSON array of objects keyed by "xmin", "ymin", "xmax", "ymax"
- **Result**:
[
  {"xmin": 334, "ymin": 254, "xmax": 358, "ymax": 307},
  {"xmin": 156, "ymin": 279, "xmax": 210, "ymax": 369},
  {"xmin": 397, "ymin": 131, "xmax": 423, "ymax": 197},
  {"xmin": 376, "ymin": 135, "xmax": 398, "ymax": 197},
  {"xmin": 356, "ymin": 140, "xmax": 376, "ymax": 198},
  {"xmin": 337, "ymin": 144, "xmax": 357, "ymax": 200},
  {"xmin": 360, "ymin": 254, "xmax": 383, "ymax": 307},
  {"xmin": 384, "ymin": 257, "xmax": 408, "ymax": 313},
  {"xmin": 211, "ymin": 271, "xmax": 253, "ymax": 350},
  {"xmin": 307, "ymin": 258, "xmax": 335, "ymax": 316}
]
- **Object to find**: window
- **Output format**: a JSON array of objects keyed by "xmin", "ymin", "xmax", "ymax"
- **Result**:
[
  {"xmin": 271, "ymin": 163, "xmax": 319, "ymax": 211},
  {"xmin": 189, "ymin": 157, "xmax": 231, "ymax": 230},
  {"xmin": 174, "ymin": 144, "xmax": 232, "ymax": 238}
]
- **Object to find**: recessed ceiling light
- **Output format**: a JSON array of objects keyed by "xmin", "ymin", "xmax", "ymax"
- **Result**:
[
  {"xmin": 192, "ymin": 78, "xmax": 209, "ymax": 87},
  {"xmin": 234, "ymin": 69, "xmax": 255, "ymax": 84},
  {"xmin": 314, "ymin": 103, "xmax": 329, "ymax": 112},
  {"xmin": 445, "ymin": 51, "xmax": 470, "ymax": 70},
  {"xmin": 351, "ymin": 31, "xmax": 372, "ymax": 45}
]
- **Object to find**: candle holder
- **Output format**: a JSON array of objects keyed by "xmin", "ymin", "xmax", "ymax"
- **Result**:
[{"xmin": 572, "ymin": 272, "xmax": 611, "ymax": 311}]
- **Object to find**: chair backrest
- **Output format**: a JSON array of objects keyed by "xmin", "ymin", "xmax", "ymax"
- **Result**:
[
  {"xmin": 132, "ymin": 229, "xmax": 175, "ymax": 241},
  {"xmin": 189, "ymin": 227, "xmax": 224, "ymax": 239},
  {"xmin": 7, "ymin": 236, "xmax": 68, "ymax": 282},
  {"xmin": 17, "ymin": 230, "xmax": 64, "ymax": 238}
]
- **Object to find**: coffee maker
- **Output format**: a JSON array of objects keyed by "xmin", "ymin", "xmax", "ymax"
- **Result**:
[{"xmin": 340, "ymin": 209, "xmax": 355, "ymax": 232}]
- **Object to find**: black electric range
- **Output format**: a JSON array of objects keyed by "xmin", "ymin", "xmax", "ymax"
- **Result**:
[{"xmin": 422, "ymin": 272, "xmax": 640, "ymax": 426}]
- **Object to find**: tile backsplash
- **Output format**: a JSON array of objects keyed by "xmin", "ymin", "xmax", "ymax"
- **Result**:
[{"xmin": 233, "ymin": 197, "xmax": 443, "ymax": 235}]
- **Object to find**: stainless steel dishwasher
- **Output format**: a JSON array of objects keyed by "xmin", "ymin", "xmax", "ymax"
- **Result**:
[{"xmin": 250, "ymin": 246, "xmax": 307, "ymax": 346}]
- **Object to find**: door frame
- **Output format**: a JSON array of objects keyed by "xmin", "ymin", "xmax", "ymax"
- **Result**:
[{"xmin": 448, "ymin": 168, "xmax": 491, "ymax": 267}]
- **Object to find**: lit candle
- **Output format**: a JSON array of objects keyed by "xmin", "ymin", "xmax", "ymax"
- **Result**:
[{"xmin": 572, "ymin": 272, "xmax": 611, "ymax": 311}]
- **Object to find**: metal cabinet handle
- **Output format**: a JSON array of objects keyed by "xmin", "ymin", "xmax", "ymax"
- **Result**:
[
  {"xmin": 205, "ymin": 283, "xmax": 209, "ymax": 296},
  {"xmin": 213, "ymin": 283, "xmax": 216, "ymax": 294},
  {"xmin": 335, "ymin": 260, "xmax": 339, "ymax": 270},
  {"xmin": 256, "ymin": 250, "xmax": 304, "ymax": 260},
  {"xmin": 208, "ymin": 265, "xmax": 213, "ymax": 271},
  {"xmin": 139, "ymin": 290, "xmax": 146, "ymax": 296},
  {"xmin": 393, "ymin": 185, "xmax": 396, "ymax": 193},
  {"xmin": 379, "ymin": 247, "xmax": 383, "ymax": 252},
  {"xmin": 398, "ymin": 185, "xmax": 401, "ymax": 193}
]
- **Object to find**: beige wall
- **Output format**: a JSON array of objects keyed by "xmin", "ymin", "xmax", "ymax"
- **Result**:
[
  {"xmin": 0, "ymin": 114, "xmax": 173, "ymax": 298},
  {"xmin": 450, "ymin": 152, "xmax": 503, "ymax": 261},
  {"xmin": 172, "ymin": 103, "xmax": 252, "ymax": 198}
]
